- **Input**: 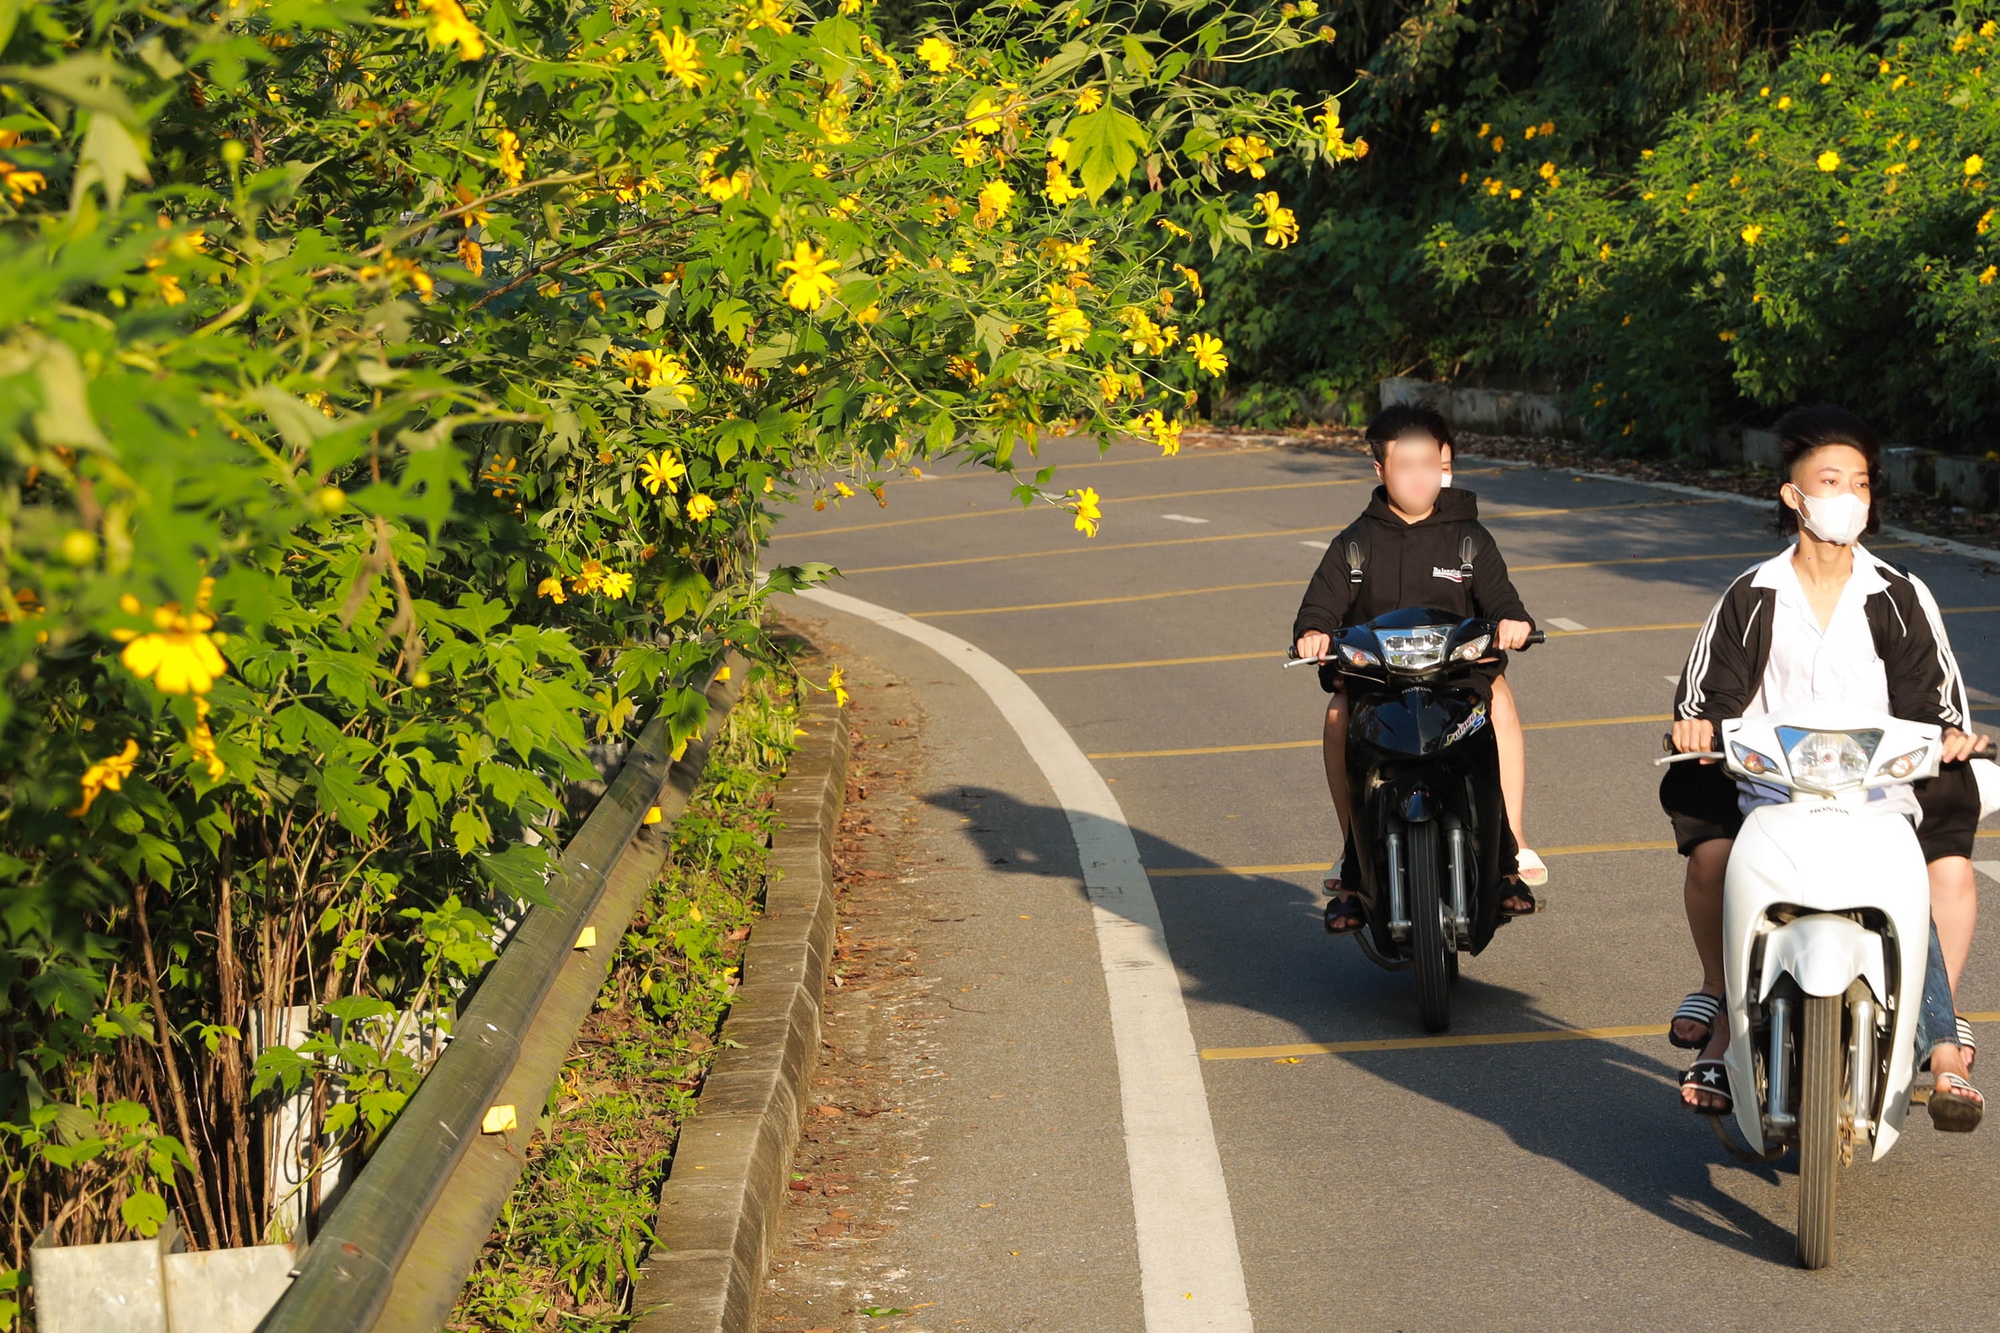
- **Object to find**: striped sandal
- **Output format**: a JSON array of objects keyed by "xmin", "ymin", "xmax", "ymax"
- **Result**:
[
  {"xmin": 1669, "ymin": 990, "xmax": 1724, "ymax": 1051},
  {"xmin": 1960, "ymin": 1015, "xmax": 1978, "ymax": 1072},
  {"xmin": 1930, "ymin": 1072, "xmax": 1985, "ymax": 1133}
]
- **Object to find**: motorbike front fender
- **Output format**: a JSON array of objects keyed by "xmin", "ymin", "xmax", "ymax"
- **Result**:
[{"xmin": 1757, "ymin": 914, "xmax": 1887, "ymax": 1002}]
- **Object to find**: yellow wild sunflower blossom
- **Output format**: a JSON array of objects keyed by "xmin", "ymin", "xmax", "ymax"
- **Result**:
[
  {"xmin": 742, "ymin": 0, "xmax": 793, "ymax": 35},
  {"xmin": 828, "ymin": 666, "xmax": 850, "ymax": 706},
  {"xmin": 457, "ymin": 236, "xmax": 484, "ymax": 276},
  {"xmin": 357, "ymin": 255, "xmax": 435, "ymax": 297},
  {"xmin": 947, "ymin": 252, "xmax": 974, "ymax": 273},
  {"xmin": 777, "ymin": 240, "xmax": 841, "ymax": 311},
  {"xmin": 916, "ymin": 35, "xmax": 954, "ymax": 71},
  {"xmin": 495, "ymin": 128, "xmax": 525, "ymax": 185},
  {"xmin": 536, "ymin": 575, "xmax": 568, "ymax": 604},
  {"xmin": 651, "ymin": 28, "xmax": 710, "ymax": 90},
  {"xmin": 1119, "ymin": 307, "xmax": 1174, "ymax": 356},
  {"xmin": 1047, "ymin": 305, "xmax": 1091, "ymax": 353},
  {"xmin": 1174, "ymin": 263, "xmax": 1203, "ymax": 298},
  {"xmin": 1070, "ymin": 486, "xmax": 1102, "ymax": 537},
  {"xmin": 966, "ymin": 96, "xmax": 1002, "ymax": 136},
  {"xmin": 1074, "ymin": 86, "xmax": 1103, "ymax": 113},
  {"xmin": 952, "ymin": 135, "xmax": 988, "ymax": 167},
  {"xmin": 686, "ymin": 493, "xmax": 719, "ymax": 521},
  {"xmin": 1817, "ymin": 150, "xmax": 1841, "ymax": 172},
  {"xmin": 975, "ymin": 179, "xmax": 1015, "ymax": 227},
  {"xmin": 640, "ymin": 450, "xmax": 687, "ymax": 495},
  {"xmin": 1256, "ymin": 192, "xmax": 1299, "ymax": 247},
  {"xmin": 1133, "ymin": 409, "xmax": 1182, "ymax": 455},
  {"xmin": 1740, "ymin": 223, "xmax": 1764, "ymax": 245},
  {"xmin": 1042, "ymin": 237, "xmax": 1095, "ymax": 270},
  {"xmin": 817, "ymin": 97, "xmax": 854, "ymax": 145},
  {"xmin": 1188, "ymin": 333, "xmax": 1228, "ymax": 377},
  {"xmin": 1223, "ymin": 135, "xmax": 1274, "ymax": 178},
  {"xmin": 834, "ymin": 482, "xmax": 856, "ymax": 498},
  {"xmin": 155, "ymin": 274, "xmax": 187, "ymax": 305},
  {"xmin": 0, "ymin": 161, "xmax": 46, "ymax": 205},
  {"xmin": 1096, "ymin": 369, "xmax": 1126, "ymax": 401},
  {"xmin": 116, "ymin": 592, "xmax": 228, "ymax": 695},
  {"xmin": 697, "ymin": 147, "xmax": 753, "ymax": 202},
  {"xmin": 186, "ymin": 710, "xmax": 227, "ymax": 782},
  {"xmin": 1045, "ymin": 159, "xmax": 1084, "ymax": 203},
  {"xmin": 71, "ymin": 739, "xmax": 140, "ymax": 817},
  {"xmin": 1978, "ymin": 208, "xmax": 1994, "ymax": 235},
  {"xmin": 600, "ymin": 569, "xmax": 635, "ymax": 600},
  {"xmin": 421, "ymin": 0, "xmax": 485, "ymax": 61},
  {"xmin": 572, "ymin": 561, "xmax": 609, "ymax": 595},
  {"xmin": 1314, "ymin": 101, "xmax": 1353, "ymax": 157},
  {"xmin": 623, "ymin": 347, "xmax": 692, "ymax": 396},
  {"xmin": 1968, "ymin": 154, "xmax": 1986, "ymax": 178},
  {"xmin": 1982, "ymin": 266, "xmax": 1998, "ymax": 285}
]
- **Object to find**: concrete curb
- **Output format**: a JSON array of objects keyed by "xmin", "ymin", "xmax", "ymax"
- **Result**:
[{"xmin": 629, "ymin": 688, "xmax": 851, "ymax": 1333}]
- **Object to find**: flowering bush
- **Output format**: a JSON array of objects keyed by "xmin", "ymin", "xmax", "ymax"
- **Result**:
[
  {"xmin": 0, "ymin": 0, "xmax": 1345, "ymax": 1290},
  {"xmin": 1423, "ymin": 17, "xmax": 2000, "ymax": 450}
]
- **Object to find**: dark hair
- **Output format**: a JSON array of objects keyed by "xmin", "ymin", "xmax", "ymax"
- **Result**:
[
  {"xmin": 1771, "ymin": 404, "xmax": 1882, "ymax": 537},
  {"xmin": 1366, "ymin": 403, "xmax": 1453, "ymax": 464}
]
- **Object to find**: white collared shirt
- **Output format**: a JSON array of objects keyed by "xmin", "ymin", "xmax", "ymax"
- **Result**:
[{"xmin": 1740, "ymin": 543, "xmax": 1918, "ymax": 819}]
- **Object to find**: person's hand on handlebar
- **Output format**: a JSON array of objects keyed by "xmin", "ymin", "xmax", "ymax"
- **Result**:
[
  {"xmin": 1671, "ymin": 717, "xmax": 1718, "ymax": 764},
  {"xmin": 1942, "ymin": 726, "xmax": 1992, "ymax": 763},
  {"xmin": 1294, "ymin": 630, "xmax": 1331, "ymax": 663},
  {"xmin": 1495, "ymin": 619, "xmax": 1533, "ymax": 652}
]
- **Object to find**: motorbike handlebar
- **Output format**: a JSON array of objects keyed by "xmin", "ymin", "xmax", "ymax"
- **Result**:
[{"xmin": 1285, "ymin": 626, "xmax": 1548, "ymax": 668}]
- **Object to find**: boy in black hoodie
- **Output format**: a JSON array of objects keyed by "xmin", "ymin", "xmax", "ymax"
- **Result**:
[{"xmin": 1292, "ymin": 404, "xmax": 1540, "ymax": 931}]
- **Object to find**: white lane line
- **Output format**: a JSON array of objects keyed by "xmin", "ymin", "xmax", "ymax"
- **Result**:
[
  {"xmin": 1543, "ymin": 616, "xmax": 1587, "ymax": 632},
  {"xmin": 1161, "ymin": 513, "xmax": 1210, "ymax": 524},
  {"xmin": 1975, "ymin": 861, "xmax": 2000, "ymax": 886},
  {"xmin": 1665, "ymin": 675, "xmax": 1681, "ymax": 686},
  {"xmin": 797, "ymin": 587, "xmax": 1254, "ymax": 1333},
  {"xmin": 1300, "ymin": 539, "xmax": 1330, "ymax": 550}
]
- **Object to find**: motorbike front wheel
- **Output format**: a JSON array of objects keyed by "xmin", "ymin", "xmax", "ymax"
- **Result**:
[
  {"xmin": 1406, "ymin": 820, "xmax": 1451, "ymax": 1033},
  {"xmin": 1795, "ymin": 993, "xmax": 1843, "ymax": 1270}
]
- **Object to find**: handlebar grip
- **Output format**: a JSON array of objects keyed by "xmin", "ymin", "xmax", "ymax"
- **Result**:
[{"xmin": 1524, "ymin": 630, "xmax": 1547, "ymax": 646}]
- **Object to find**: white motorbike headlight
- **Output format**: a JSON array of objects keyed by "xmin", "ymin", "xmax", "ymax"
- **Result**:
[
  {"xmin": 1450, "ymin": 634, "xmax": 1492, "ymax": 663},
  {"xmin": 1376, "ymin": 626, "xmax": 1452, "ymax": 670},
  {"xmin": 1339, "ymin": 643, "xmax": 1379, "ymax": 667},
  {"xmin": 1778, "ymin": 728, "xmax": 1882, "ymax": 794},
  {"xmin": 1881, "ymin": 746, "xmax": 1929, "ymax": 780},
  {"xmin": 1730, "ymin": 741, "xmax": 1779, "ymax": 777}
]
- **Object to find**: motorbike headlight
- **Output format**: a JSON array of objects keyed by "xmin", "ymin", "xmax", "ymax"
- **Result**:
[
  {"xmin": 1338, "ymin": 643, "xmax": 1379, "ymax": 667},
  {"xmin": 1776, "ymin": 727, "xmax": 1883, "ymax": 794},
  {"xmin": 1450, "ymin": 634, "xmax": 1492, "ymax": 663},
  {"xmin": 1375, "ymin": 626, "xmax": 1452, "ymax": 670},
  {"xmin": 1881, "ymin": 746, "xmax": 1929, "ymax": 780},
  {"xmin": 1730, "ymin": 742, "xmax": 1779, "ymax": 777}
]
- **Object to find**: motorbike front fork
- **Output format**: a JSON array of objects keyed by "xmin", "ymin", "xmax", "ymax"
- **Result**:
[{"xmin": 1383, "ymin": 819, "xmax": 1474, "ymax": 951}]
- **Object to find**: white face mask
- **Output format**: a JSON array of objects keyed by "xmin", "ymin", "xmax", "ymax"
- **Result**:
[
  {"xmin": 1438, "ymin": 472, "xmax": 1454, "ymax": 488},
  {"xmin": 1788, "ymin": 484, "xmax": 1869, "ymax": 545}
]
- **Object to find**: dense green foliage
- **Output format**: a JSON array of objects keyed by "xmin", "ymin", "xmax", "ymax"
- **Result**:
[{"xmin": 0, "ymin": 0, "xmax": 1343, "ymax": 1304}]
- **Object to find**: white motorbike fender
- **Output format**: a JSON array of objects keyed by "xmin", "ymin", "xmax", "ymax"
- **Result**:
[{"xmin": 1757, "ymin": 915, "xmax": 1886, "ymax": 1003}]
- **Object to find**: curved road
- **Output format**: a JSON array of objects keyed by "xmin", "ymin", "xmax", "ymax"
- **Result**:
[{"xmin": 768, "ymin": 434, "xmax": 2000, "ymax": 1331}]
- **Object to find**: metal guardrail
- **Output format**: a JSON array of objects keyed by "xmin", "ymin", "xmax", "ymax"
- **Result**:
[{"xmin": 256, "ymin": 660, "xmax": 741, "ymax": 1332}]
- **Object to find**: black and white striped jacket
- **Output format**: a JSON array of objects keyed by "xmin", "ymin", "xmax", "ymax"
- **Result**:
[{"xmin": 1673, "ymin": 546, "xmax": 1970, "ymax": 731}]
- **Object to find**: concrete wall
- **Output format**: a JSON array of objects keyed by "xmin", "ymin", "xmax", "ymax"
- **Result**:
[{"xmin": 1378, "ymin": 377, "xmax": 1585, "ymax": 441}]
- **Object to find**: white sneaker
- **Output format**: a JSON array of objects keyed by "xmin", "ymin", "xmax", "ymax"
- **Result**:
[{"xmin": 1515, "ymin": 847, "xmax": 1548, "ymax": 887}]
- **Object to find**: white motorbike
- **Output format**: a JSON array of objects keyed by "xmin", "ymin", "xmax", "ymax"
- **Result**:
[{"xmin": 1660, "ymin": 704, "xmax": 1940, "ymax": 1270}]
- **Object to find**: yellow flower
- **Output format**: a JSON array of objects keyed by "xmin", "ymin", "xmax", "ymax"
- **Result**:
[
  {"xmin": 1047, "ymin": 306, "xmax": 1091, "ymax": 351},
  {"xmin": 1817, "ymin": 150, "xmax": 1841, "ymax": 172},
  {"xmin": 1491, "ymin": 135, "xmax": 1504, "ymax": 152},
  {"xmin": 1982, "ymin": 266, "xmax": 1998, "ymax": 285},
  {"xmin": 495, "ymin": 128, "xmax": 524, "ymax": 186},
  {"xmin": 1074, "ymin": 86, "xmax": 1103, "ymax": 113},
  {"xmin": 817, "ymin": 97, "xmax": 853, "ymax": 145},
  {"xmin": 1188, "ymin": 333, "xmax": 1228, "ymax": 377},
  {"xmin": 975, "ymin": 178, "xmax": 1015, "ymax": 227},
  {"xmin": 1979, "ymin": 208, "xmax": 1994, "ymax": 235},
  {"xmin": 186, "ymin": 713, "xmax": 227, "ymax": 782},
  {"xmin": 1121, "ymin": 308, "xmax": 1170, "ymax": 356},
  {"xmin": 1740, "ymin": 223, "xmax": 1763, "ymax": 245},
  {"xmin": 1508, "ymin": 188, "xmax": 1523, "ymax": 200},
  {"xmin": 601, "ymin": 570, "xmax": 635, "ymax": 600},
  {"xmin": 1538, "ymin": 160, "xmax": 1556, "ymax": 181},
  {"xmin": 1313, "ymin": 101, "xmax": 1351, "ymax": 157},
  {"xmin": 651, "ymin": 27, "xmax": 710, "ymax": 90},
  {"xmin": 742, "ymin": 0, "xmax": 793, "ymax": 34},
  {"xmin": 1070, "ymin": 486, "xmax": 1101, "ymax": 537},
  {"xmin": 777, "ymin": 240, "xmax": 841, "ymax": 311},
  {"xmin": 839, "ymin": 0, "xmax": 861, "ymax": 13},
  {"xmin": 834, "ymin": 482, "xmax": 856, "ymax": 498},
  {"xmin": 1223, "ymin": 135, "xmax": 1273, "ymax": 178},
  {"xmin": 828, "ymin": 666, "xmax": 850, "ymax": 707},
  {"xmin": 71, "ymin": 739, "xmax": 139, "ymax": 817},
  {"xmin": 1047, "ymin": 136, "xmax": 1071, "ymax": 161},
  {"xmin": 952, "ymin": 136, "xmax": 987, "ymax": 167},
  {"xmin": 854, "ymin": 303, "xmax": 881, "ymax": 325},
  {"xmin": 1968, "ymin": 155, "xmax": 1986, "ymax": 178},
  {"xmin": 1134, "ymin": 409, "xmax": 1182, "ymax": 455},
  {"xmin": 640, "ymin": 450, "xmax": 687, "ymax": 495},
  {"xmin": 421, "ymin": 0, "xmax": 485, "ymax": 61},
  {"xmin": 121, "ymin": 608, "xmax": 227, "ymax": 695},
  {"xmin": 917, "ymin": 36, "xmax": 954, "ymax": 71},
  {"xmin": 1255, "ymin": 191, "xmax": 1299, "ymax": 247},
  {"xmin": 697, "ymin": 146, "xmax": 753, "ymax": 201},
  {"xmin": 1155, "ymin": 217, "xmax": 1191, "ymax": 240},
  {"xmin": 0, "ymin": 163, "xmax": 46, "ymax": 205},
  {"xmin": 536, "ymin": 574, "xmax": 568, "ymax": 604},
  {"xmin": 1045, "ymin": 160, "xmax": 1085, "ymax": 204},
  {"xmin": 1718, "ymin": 329, "xmax": 1736, "ymax": 342},
  {"xmin": 1599, "ymin": 242, "xmax": 1613, "ymax": 260},
  {"xmin": 967, "ymin": 96, "xmax": 1002, "ymax": 136},
  {"xmin": 572, "ymin": 561, "xmax": 608, "ymax": 594},
  {"xmin": 1096, "ymin": 369, "xmax": 1125, "ymax": 401},
  {"xmin": 686, "ymin": 493, "xmax": 718, "ymax": 520},
  {"xmin": 155, "ymin": 274, "xmax": 186, "ymax": 305},
  {"xmin": 624, "ymin": 347, "xmax": 692, "ymax": 396},
  {"xmin": 1174, "ymin": 264, "xmax": 1203, "ymax": 298},
  {"xmin": 457, "ymin": 235, "xmax": 484, "ymax": 276},
  {"xmin": 948, "ymin": 253, "xmax": 973, "ymax": 274}
]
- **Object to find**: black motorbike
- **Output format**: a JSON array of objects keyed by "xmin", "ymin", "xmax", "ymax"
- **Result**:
[{"xmin": 1294, "ymin": 607, "xmax": 1547, "ymax": 1033}]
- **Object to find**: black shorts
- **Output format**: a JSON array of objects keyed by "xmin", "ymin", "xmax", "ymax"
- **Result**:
[{"xmin": 1659, "ymin": 755, "xmax": 1980, "ymax": 863}]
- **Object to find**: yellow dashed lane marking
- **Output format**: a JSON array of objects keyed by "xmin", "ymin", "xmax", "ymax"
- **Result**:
[
  {"xmin": 910, "ymin": 580, "xmax": 1301, "ymax": 619},
  {"xmin": 1087, "ymin": 714, "xmax": 1670, "ymax": 759}
]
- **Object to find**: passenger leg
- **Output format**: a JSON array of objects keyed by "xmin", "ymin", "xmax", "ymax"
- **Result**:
[
  {"xmin": 1321, "ymin": 692, "xmax": 1364, "ymax": 934},
  {"xmin": 1681, "ymin": 837, "xmax": 1734, "ymax": 1112}
]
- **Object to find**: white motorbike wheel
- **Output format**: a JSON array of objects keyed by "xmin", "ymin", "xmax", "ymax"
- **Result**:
[
  {"xmin": 1796, "ymin": 993, "xmax": 1843, "ymax": 1270},
  {"xmin": 1407, "ymin": 821, "xmax": 1451, "ymax": 1034}
]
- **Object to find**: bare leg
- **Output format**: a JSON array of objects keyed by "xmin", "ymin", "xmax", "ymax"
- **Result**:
[
  {"xmin": 1930, "ymin": 855, "xmax": 1978, "ymax": 998},
  {"xmin": 1682, "ymin": 837, "xmax": 1735, "ymax": 1109},
  {"xmin": 1321, "ymin": 692, "xmax": 1351, "ymax": 840},
  {"xmin": 1490, "ymin": 675, "xmax": 1527, "ymax": 847}
]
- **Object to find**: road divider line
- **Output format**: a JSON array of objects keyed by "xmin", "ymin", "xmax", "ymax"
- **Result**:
[
  {"xmin": 796, "ymin": 587, "xmax": 1254, "ymax": 1333},
  {"xmin": 772, "ymin": 477, "xmax": 1373, "ymax": 541},
  {"xmin": 1201, "ymin": 1024, "xmax": 1674, "ymax": 1061},
  {"xmin": 1147, "ymin": 841, "xmax": 1678, "ymax": 878},
  {"xmin": 1089, "ymin": 715, "xmax": 1670, "ymax": 759}
]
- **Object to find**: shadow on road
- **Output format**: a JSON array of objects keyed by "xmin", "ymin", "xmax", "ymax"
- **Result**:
[{"xmin": 922, "ymin": 783, "xmax": 1801, "ymax": 1266}]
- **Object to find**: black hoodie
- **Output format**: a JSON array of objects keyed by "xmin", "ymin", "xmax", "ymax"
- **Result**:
[{"xmin": 1291, "ymin": 487, "xmax": 1533, "ymax": 644}]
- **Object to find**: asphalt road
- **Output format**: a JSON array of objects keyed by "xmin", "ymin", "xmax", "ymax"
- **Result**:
[{"xmin": 767, "ymin": 434, "xmax": 2000, "ymax": 1332}]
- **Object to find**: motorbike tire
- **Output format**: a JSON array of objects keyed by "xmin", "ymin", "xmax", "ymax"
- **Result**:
[
  {"xmin": 1795, "ymin": 993, "xmax": 1843, "ymax": 1270},
  {"xmin": 1407, "ymin": 821, "xmax": 1451, "ymax": 1033}
]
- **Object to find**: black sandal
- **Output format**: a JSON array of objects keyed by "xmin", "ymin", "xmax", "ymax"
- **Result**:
[
  {"xmin": 1323, "ymin": 885, "xmax": 1365, "ymax": 936},
  {"xmin": 1499, "ymin": 884, "xmax": 1538, "ymax": 917},
  {"xmin": 1669, "ymin": 990, "xmax": 1724, "ymax": 1050},
  {"xmin": 1931, "ymin": 1072, "xmax": 1985, "ymax": 1132},
  {"xmin": 1680, "ymin": 1058, "xmax": 1732, "ymax": 1116}
]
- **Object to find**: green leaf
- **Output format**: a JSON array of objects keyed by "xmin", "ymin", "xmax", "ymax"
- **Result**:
[
  {"xmin": 121, "ymin": 1189, "xmax": 168, "ymax": 1237},
  {"xmin": 75, "ymin": 112, "xmax": 152, "ymax": 213},
  {"xmin": 1067, "ymin": 105, "xmax": 1147, "ymax": 201}
]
